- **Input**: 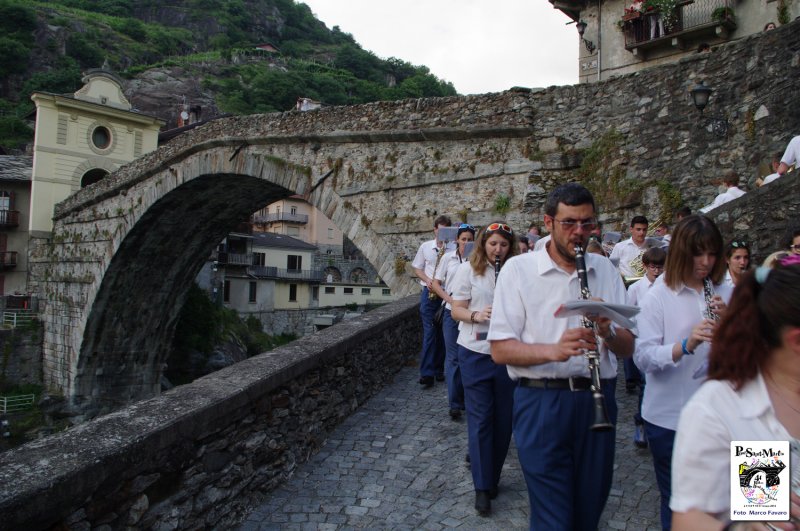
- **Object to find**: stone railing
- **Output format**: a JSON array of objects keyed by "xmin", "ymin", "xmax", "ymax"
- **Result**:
[{"xmin": 0, "ymin": 295, "xmax": 421, "ymax": 530}]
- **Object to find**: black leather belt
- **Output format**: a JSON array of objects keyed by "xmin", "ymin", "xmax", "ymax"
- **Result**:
[{"xmin": 518, "ymin": 377, "xmax": 615, "ymax": 391}]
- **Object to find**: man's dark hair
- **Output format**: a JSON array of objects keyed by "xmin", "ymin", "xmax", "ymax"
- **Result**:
[
  {"xmin": 675, "ymin": 206, "xmax": 691, "ymax": 220},
  {"xmin": 722, "ymin": 171, "xmax": 739, "ymax": 186},
  {"xmin": 528, "ymin": 222, "xmax": 539, "ymax": 231},
  {"xmin": 434, "ymin": 215, "xmax": 452, "ymax": 228},
  {"xmin": 544, "ymin": 183, "xmax": 595, "ymax": 217},
  {"xmin": 697, "ymin": 42, "xmax": 710, "ymax": 53},
  {"xmin": 642, "ymin": 246, "xmax": 667, "ymax": 266},
  {"xmin": 631, "ymin": 215, "xmax": 648, "ymax": 227}
]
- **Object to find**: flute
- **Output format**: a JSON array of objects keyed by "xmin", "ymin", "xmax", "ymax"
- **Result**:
[{"xmin": 574, "ymin": 244, "xmax": 614, "ymax": 432}]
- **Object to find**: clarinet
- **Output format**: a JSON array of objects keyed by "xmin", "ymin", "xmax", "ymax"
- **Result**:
[
  {"xmin": 702, "ymin": 277, "xmax": 719, "ymax": 321},
  {"xmin": 494, "ymin": 255, "xmax": 501, "ymax": 282},
  {"xmin": 574, "ymin": 245, "xmax": 614, "ymax": 432}
]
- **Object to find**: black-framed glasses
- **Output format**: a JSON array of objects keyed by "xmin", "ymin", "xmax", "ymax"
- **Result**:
[
  {"xmin": 551, "ymin": 217, "xmax": 597, "ymax": 231},
  {"xmin": 730, "ymin": 241, "xmax": 748, "ymax": 248},
  {"xmin": 646, "ymin": 263, "xmax": 664, "ymax": 270},
  {"xmin": 486, "ymin": 223, "xmax": 513, "ymax": 235}
]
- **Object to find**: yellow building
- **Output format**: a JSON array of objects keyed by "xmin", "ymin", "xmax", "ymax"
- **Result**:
[{"xmin": 28, "ymin": 67, "xmax": 164, "ymax": 235}]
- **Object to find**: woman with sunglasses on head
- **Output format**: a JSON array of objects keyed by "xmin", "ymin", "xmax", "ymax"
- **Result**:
[
  {"xmin": 786, "ymin": 228, "xmax": 800, "ymax": 256},
  {"xmin": 634, "ymin": 215, "xmax": 733, "ymax": 530},
  {"xmin": 449, "ymin": 222, "xmax": 518, "ymax": 516},
  {"xmin": 671, "ymin": 256, "xmax": 800, "ymax": 530},
  {"xmin": 432, "ymin": 223, "xmax": 476, "ymax": 421},
  {"xmin": 724, "ymin": 240, "xmax": 751, "ymax": 288}
]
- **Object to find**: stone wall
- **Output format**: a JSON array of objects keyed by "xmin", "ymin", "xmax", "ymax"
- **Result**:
[
  {"xmin": 0, "ymin": 327, "xmax": 42, "ymax": 388},
  {"xmin": 0, "ymin": 296, "xmax": 420, "ymax": 530}
]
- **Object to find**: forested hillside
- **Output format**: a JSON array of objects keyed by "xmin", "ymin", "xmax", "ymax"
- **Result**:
[{"xmin": 0, "ymin": 0, "xmax": 457, "ymax": 152}]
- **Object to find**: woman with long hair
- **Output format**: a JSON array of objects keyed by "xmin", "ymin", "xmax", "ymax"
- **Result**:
[
  {"xmin": 724, "ymin": 239, "xmax": 750, "ymax": 287},
  {"xmin": 449, "ymin": 222, "xmax": 518, "ymax": 516},
  {"xmin": 672, "ymin": 256, "xmax": 800, "ymax": 529},
  {"xmin": 634, "ymin": 215, "xmax": 733, "ymax": 530},
  {"xmin": 432, "ymin": 223, "xmax": 476, "ymax": 420}
]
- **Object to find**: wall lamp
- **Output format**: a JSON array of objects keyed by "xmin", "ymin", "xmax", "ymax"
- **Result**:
[
  {"xmin": 575, "ymin": 20, "xmax": 597, "ymax": 54},
  {"xmin": 689, "ymin": 80, "xmax": 728, "ymax": 137}
]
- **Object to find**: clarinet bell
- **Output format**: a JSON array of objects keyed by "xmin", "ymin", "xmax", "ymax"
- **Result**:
[{"xmin": 590, "ymin": 391, "xmax": 614, "ymax": 432}]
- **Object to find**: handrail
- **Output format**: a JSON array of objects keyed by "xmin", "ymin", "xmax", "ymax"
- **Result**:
[
  {"xmin": 252, "ymin": 212, "xmax": 309, "ymax": 224},
  {"xmin": 248, "ymin": 266, "xmax": 324, "ymax": 281}
]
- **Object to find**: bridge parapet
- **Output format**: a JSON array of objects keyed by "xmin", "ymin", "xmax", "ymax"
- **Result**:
[{"xmin": 0, "ymin": 296, "xmax": 420, "ymax": 530}]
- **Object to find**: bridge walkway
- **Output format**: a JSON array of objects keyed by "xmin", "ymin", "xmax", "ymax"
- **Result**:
[{"xmin": 238, "ymin": 365, "xmax": 660, "ymax": 530}]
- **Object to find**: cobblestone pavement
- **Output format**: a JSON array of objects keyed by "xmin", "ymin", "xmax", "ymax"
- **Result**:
[{"xmin": 239, "ymin": 365, "xmax": 660, "ymax": 530}]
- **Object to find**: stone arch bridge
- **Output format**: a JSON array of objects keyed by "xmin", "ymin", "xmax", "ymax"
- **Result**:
[{"xmin": 30, "ymin": 23, "xmax": 800, "ymax": 416}]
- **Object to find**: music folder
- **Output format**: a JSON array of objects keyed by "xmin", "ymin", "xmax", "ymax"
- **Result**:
[{"xmin": 553, "ymin": 300, "xmax": 640, "ymax": 329}]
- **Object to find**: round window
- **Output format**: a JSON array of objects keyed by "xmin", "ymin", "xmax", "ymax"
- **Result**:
[{"xmin": 92, "ymin": 126, "xmax": 111, "ymax": 150}]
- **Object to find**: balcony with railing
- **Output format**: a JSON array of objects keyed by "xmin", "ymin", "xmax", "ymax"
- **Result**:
[
  {"xmin": 0, "ymin": 210, "xmax": 19, "ymax": 228},
  {"xmin": 213, "ymin": 251, "xmax": 253, "ymax": 266},
  {"xmin": 252, "ymin": 212, "xmax": 309, "ymax": 224},
  {"xmin": 0, "ymin": 251, "xmax": 17, "ymax": 269},
  {"xmin": 248, "ymin": 266, "xmax": 324, "ymax": 282},
  {"xmin": 621, "ymin": 0, "xmax": 736, "ymax": 53}
]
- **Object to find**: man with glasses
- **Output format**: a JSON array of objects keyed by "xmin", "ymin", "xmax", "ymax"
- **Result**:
[
  {"xmin": 610, "ymin": 215, "xmax": 649, "ymax": 280},
  {"xmin": 489, "ymin": 183, "xmax": 635, "ymax": 530},
  {"xmin": 412, "ymin": 215, "xmax": 451, "ymax": 387}
]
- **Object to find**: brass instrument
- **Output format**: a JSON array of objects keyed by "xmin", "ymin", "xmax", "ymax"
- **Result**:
[
  {"xmin": 574, "ymin": 244, "xmax": 614, "ymax": 432},
  {"xmin": 427, "ymin": 244, "xmax": 447, "ymax": 300}
]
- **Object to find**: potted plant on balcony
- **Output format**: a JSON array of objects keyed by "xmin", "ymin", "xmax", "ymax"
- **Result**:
[
  {"xmin": 648, "ymin": 0, "xmax": 679, "ymax": 32},
  {"xmin": 711, "ymin": 6, "xmax": 735, "ymax": 25}
]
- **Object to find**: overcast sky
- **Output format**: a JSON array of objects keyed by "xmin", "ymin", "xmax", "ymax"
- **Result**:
[{"xmin": 299, "ymin": 0, "xmax": 578, "ymax": 95}]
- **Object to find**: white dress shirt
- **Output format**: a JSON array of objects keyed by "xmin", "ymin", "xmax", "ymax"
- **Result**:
[
  {"xmin": 609, "ymin": 237, "xmax": 647, "ymax": 278},
  {"xmin": 671, "ymin": 373, "xmax": 800, "ymax": 516},
  {"xmin": 434, "ymin": 249, "xmax": 467, "ymax": 310},
  {"xmin": 451, "ymin": 261, "xmax": 495, "ymax": 355},
  {"xmin": 699, "ymin": 186, "xmax": 746, "ymax": 213},
  {"xmin": 780, "ymin": 135, "xmax": 800, "ymax": 168},
  {"xmin": 411, "ymin": 239, "xmax": 443, "ymax": 286},
  {"xmin": 626, "ymin": 276, "xmax": 655, "ymax": 307},
  {"xmin": 634, "ymin": 276, "xmax": 733, "ymax": 430},
  {"xmin": 533, "ymin": 234, "xmax": 550, "ymax": 251},
  {"xmin": 762, "ymin": 172, "xmax": 781, "ymax": 185},
  {"xmin": 488, "ymin": 249, "xmax": 628, "ymax": 380}
]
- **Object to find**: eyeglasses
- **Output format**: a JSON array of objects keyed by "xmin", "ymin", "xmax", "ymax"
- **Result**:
[
  {"xmin": 646, "ymin": 263, "xmax": 664, "ymax": 270},
  {"xmin": 459, "ymin": 223, "xmax": 476, "ymax": 231},
  {"xmin": 486, "ymin": 223, "xmax": 513, "ymax": 235},
  {"xmin": 790, "ymin": 244, "xmax": 800, "ymax": 253},
  {"xmin": 730, "ymin": 241, "xmax": 748, "ymax": 248},
  {"xmin": 551, "ymin": 217, "xmax": 598, "ymax": 231}
]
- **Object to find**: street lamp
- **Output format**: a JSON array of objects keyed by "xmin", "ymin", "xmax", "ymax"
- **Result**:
[
  {"xmin": 689, "ymin": 80, "xmax": 728, "ymax": 137},
  {"xmin": 576, "ymin": 20, "xmax": 597, "ymax": 54}
]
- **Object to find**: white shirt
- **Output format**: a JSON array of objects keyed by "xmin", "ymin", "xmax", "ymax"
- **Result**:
[
  {"xmin": 762, "ymin": 172, "xmax": 781, "ymax": 185},
  {"xmin": 626, "ymin": 275, "xmax": 655, "ymax": 307},
  {"xmin": 780, "ymin": 135, "xmax": 800, "ymax": 168},
  {"xmin": 671, "ymin": 374, "xmax": 800, "ymax": 516},
  {"xmin": 488, "ymin": 249, "xmax": 628, "ymax": 380},
  {"xmin": 699, "ymin": 186, "xmax": 746, "ymax": 213},
  {"xmin": 411, "ymin": 239, "xmax": 444, "ymax": 287},
  {"xmin": 609, "ymin": 237, "xmax": 647, "ymax": 278},
  {"xmin": 533, "ymin": 234, "xmax": 550, "ymax": 251},
  {"xmin": 451, "ymin": 261, "xmax": 495, "ymax": 355},
  {"xmin": 634, "ymin": 276, "xmax": 733, "ymax": 430},
  {"xmin": 434, "ymin": 249, "xmax": 467, "ymax": 310}
]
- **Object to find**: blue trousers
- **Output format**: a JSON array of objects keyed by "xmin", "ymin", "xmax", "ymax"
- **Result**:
[
  {"xmin": 459, "ymin": 346, "xmax": 514, "ymax": 491},
  {"xmin": 442, "ymin": 308, "xmax": 464, "ymax": 410},
  {"xmin": 418, "ymin": 288, "xmax": 445, "ymax": 378},
  {"xmin": 624, "ymin": 357, "xmax": 642, "ymax": 384},
  {"xmin": 644, "ymin": 421, "xmax": 675, "ymax": 531},
  {"xmin": 513, "ymin": 379, "xmax": 617, "ymax": 531}
]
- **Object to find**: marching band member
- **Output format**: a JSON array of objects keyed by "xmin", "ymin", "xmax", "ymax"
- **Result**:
[
  {"xmin": 449, "ymin": 222, "xmax": 518, "ymax": 516},
  {"xmin": 672, "ymin": 257, "xmax": 800, "ymax": 530},
  {"xmin": 489, "ymin": 184, "xmax": 635, "ymax": 530},
  {"xmin": 432, "ymin": 223, "xmax": 476, "ymax": 420},
  {"xmin": 723, "ymin": 240, "xmax": 750, "ymax": 288},
  {"xmin": 634, "ymin": 215, "xmax": 732, "ymax": 530}
]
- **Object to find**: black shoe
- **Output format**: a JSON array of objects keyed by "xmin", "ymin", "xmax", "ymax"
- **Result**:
[
  {"xmin": 475, "ymin": 490, "xmax": 491, "ymax": 516},
  {"xmin": 435, "ymin": 374, "xmax": 445, "ymax": 382},
  {"xmin": 634, "ymin": 423, "xmax": 648, "ymax": 449},
  {"xmin": 449, "ymin": 409, "xmax": 463, "ymax": 420},
  {"xmin": 419, "ymin": 376, "xmax": 434, "ymax": 388},
  {"xmin": 489, "ymin": 485, "xmax": 499, "ymax": 500}
]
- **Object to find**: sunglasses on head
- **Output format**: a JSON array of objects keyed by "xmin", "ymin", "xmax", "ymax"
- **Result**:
[
  {"xmin": 731, "ymin": 241, "xmax": 748, "ymax": 248},
  {"xmin": 486, "ymin": 223, "xmax": 513, "ymax": 235},
  {"xmin": 459, "ymin": 223, "xmax": 476, "ymax": 231}
]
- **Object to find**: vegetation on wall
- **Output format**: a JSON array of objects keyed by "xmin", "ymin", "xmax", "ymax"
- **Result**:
[{"xmin": 0, "ymin": 0, "xmax": 457, "ymax": 151}]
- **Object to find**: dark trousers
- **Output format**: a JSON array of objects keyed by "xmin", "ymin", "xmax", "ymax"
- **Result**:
[
  {"xmin": 418, "ymin": 288, "xmax": 445, "ymax": 378},
  {"xmin": 442, "ymin": 308, "xmax": 464, "ymax": 410},
  {"xmin": 513, "ymin": 380, "xmax": 617, "ymax": 531},
  {"xmin": 644, "ymin": 421, "xmax": 675, "ymax": 531},
  {"xmin": 624, "ymin": 357, "xmax": 642, "ymax": 385},
  {"xmin": 459, "ymin": 346, "xmax": 514, "ymax": 491}
]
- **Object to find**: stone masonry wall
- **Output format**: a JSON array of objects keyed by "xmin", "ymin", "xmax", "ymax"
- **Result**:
[{"xmin": 0, "ymin": 296, "xmax": 420, "ymax": 530}]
